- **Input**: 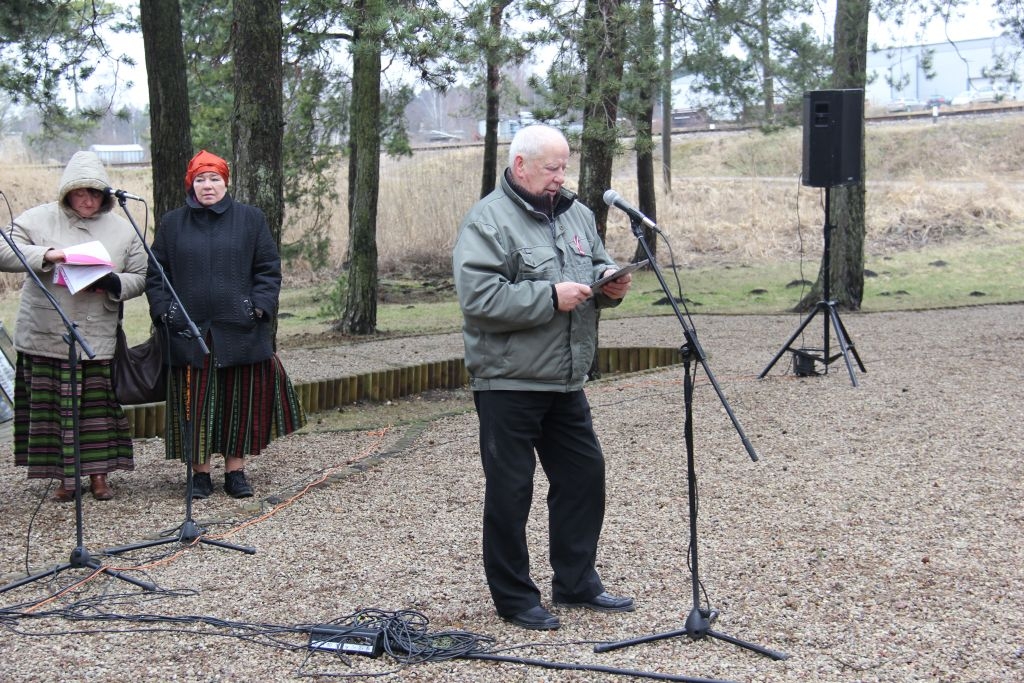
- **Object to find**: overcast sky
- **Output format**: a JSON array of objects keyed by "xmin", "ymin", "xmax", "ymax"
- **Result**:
[{"xmin": 868, "ymin": 0, "xmax": 1003, "ymax": 45}]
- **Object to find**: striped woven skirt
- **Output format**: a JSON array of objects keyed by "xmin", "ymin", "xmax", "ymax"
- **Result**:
[
  {"xmin": 164, "ymin": 352, "xmax": 306, "ymax": 464},
  {"xmin": 13, "ymin": 352, "xmax": 134, "ymax": 487}
]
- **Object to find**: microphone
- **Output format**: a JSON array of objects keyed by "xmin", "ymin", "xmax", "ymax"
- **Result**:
[
  {"xmin": 603, "ymin": 189, "xmax": 656, "ymax": 229},
  {"xmin": 104, "ymin": 187, "xmax": 144, "ymax": 202}
]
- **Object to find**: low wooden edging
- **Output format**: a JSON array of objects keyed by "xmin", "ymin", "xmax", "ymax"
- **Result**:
[{"xmin": 122, "ymin": 346, "xmax": 683, "ymax": 439}]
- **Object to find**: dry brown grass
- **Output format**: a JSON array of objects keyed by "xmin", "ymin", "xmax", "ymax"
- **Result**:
[{"xmin": 1, "ymin": 113, "xmax": 1022, "ymax": 290}]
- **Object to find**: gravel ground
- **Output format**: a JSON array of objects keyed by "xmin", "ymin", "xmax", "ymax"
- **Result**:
[{"xmin": 0, "ymin": 304, "xmax": 1022, "ymax": 682}]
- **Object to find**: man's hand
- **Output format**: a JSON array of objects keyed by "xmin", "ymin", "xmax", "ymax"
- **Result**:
[
  {"xmin": 596, "ymin": 268, "xmax": 632, "ymax": 300},
  {"xmin": 553, "ymin": 282, "xmax": 594, "ymax": 312}
]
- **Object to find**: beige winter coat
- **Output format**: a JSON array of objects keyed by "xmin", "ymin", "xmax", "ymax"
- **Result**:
[{"xmin": 0, "ymin": 151, "xmax": 148, "ymax": 360}]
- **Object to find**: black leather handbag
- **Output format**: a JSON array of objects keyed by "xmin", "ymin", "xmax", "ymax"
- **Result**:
[{"xmin": 112, "ymin": 310, "xmax": 166, "ymax": 405}]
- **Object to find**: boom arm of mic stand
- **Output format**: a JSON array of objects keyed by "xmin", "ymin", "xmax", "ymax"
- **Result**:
[
  {"xmin": 116, "ymin": 197, "xmax": 209, "ymax": 356},
  {"xmin": 628, "ymin": 216, "xmax": 758, "ymax": 462},
  {"xmin": 0, "ymin": 225, "xmax": 94, "ymax": 359}
]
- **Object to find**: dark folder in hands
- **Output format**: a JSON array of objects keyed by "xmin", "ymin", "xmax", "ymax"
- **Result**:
[{"xmin": 591, "ymin": 259, "xmax": 649, "ymax": 289}]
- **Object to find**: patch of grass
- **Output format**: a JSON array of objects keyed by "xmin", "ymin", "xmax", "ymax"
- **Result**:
[
  {"xmin": 3, "ymin": 237, "xmax": 1020, "ymax": 349},
  {"xmin": 862, "ymin": 240, "xmax": 1024, "ymax": 309},
  {"xmin": 242, "ymin": 237, "xmax": 1023, "ymax": 345}
]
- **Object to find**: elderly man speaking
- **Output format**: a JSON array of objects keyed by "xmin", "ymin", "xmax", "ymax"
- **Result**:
[{"xmin": 452, "ymin": 124, "xmax": 635, "ymax": 631}]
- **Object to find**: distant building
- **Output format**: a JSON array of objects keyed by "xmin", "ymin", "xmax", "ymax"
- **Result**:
[
  {"xmin": 88, "ymin": 143, "xmax": 146, "ymax": 165},
  {"xmin": 866, "ymin": 34, "xmax": 1021, "ymax": 107},
  {"xmin": 476, "ymin": 111, "xmax": 537, "ymax": 142}
]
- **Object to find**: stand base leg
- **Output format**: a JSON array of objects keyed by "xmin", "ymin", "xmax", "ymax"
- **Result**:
[
  {"xmin": 103, "ymin": 519, "xmax": 256, "ymax": 556},
  {"xmin": 594, "ymin": 606, "xmax": 788, "ymax": 661},
  {"xmin": 0, "ymin": 545, "xmax": 157, "ymax": 594}
]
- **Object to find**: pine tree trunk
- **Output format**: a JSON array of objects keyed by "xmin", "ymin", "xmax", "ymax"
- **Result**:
[
  {"xmin": 578, "ymin": 0, "xmax": 626, "ymax": 378},
  {"xmin": 660, "ymin": 0, "xmax": 673, "ymax": 193},
  {"xmin": 231, "ymin": 0, "xmax": 284, "ymax": 342},
  {"xmin": 480, "ymin": 1, "xmax": 510, "ymax": 198},
  {"xmin": 481, "ymin": 56, "xmax": 501, "ymax": 197},
  {"xmin": 633, "ymin": 0, "xmax": 658, "ymax": 263},
  {"xmin": 231, "ymin": 0, "xmax": 283, "ymax": 242},
  {"xmin": 140, "ymin": 0, "xmax": 192, "ymax": 224},
  {"xmin": 578, "ymin": 0, "xmax": 625, "ymax": 243},
  {"xmin": 339, "ymin": 0, "xmax": 383, "ymax": 335}
]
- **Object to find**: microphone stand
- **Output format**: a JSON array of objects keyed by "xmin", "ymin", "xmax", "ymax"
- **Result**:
[
  {"xmin": 0, "ymin": 220, "xmax": 155, "ymax": 594},
  {"xmin": 101, "ymin": 196, "xmax": 254, "ymax": 557},
  {"xmin": 592, "ymin": 213, "xmax": 786, "ymax": 661}
]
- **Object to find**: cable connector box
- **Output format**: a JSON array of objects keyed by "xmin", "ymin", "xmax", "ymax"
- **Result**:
[{"xmin": 309, "ymin": 625, "xmax": 384, "ymax": 658}]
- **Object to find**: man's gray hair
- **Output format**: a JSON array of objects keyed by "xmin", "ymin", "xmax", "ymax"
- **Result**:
[{"xmin": 508, "ymin": 124, "xmax": 566, "ymax": 169}]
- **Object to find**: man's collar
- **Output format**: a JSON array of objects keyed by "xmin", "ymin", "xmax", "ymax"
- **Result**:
[{"xmin": 503, "ymin": 169, "xmax": 576, "ymax": 218}]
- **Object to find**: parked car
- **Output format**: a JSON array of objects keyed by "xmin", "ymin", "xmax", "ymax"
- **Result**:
[
  {"xmin": 971, "ymin": 89, "xmax": 1000, "ymax": 104},
  {"xmin": 951, "ymin": 89, "xmax": 1015, "ymax": 106},
  {"xmin": 983, "ymin": 89, "xmax": 1016, "ymax": 102},
  {"xmin": 951, "ymin": 90, "xmax": 978, "ymax": 106},
  {"xmin": 887, "ymin": 97, "xmax": 925, "ymax": 112},
  {"xmin": 926, "ymin": 94, "xmax": 949, "ymax": 108}
]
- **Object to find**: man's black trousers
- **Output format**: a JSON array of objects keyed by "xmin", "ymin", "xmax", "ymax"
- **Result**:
[{"xmin": 474, "ymin": 389, "xmax": 606, "ymax": 617}]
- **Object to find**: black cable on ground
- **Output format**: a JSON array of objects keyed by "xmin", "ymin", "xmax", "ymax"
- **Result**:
[
  {"xmin": 3, "ymin": 602, "xmax": 745, "ymax": 681},
  {"xmin": 317, "ymin": 609, "xmax": 739, "ymax": 682},
  {"xmin": 465, "ymin": 652, "xmax": 737, "ymax": 683}
]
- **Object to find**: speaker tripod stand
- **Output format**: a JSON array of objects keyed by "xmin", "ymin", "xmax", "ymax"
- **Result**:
[{"xmin": 759, "ymin": 185, "xmax": 865, "ymax": 386}]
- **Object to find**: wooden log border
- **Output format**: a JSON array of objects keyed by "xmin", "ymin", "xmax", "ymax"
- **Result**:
[{"xmin": 122, "ymin": 346, "xmax": 683, "ymax": 438}]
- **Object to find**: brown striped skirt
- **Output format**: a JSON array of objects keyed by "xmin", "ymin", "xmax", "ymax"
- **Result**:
[
  {"xmin": 13, "ymin": 353, "xmax": 134, "ymax": 487},
  {"xmin": 164, "ymin": 352, "xmax": 306, "ymax": 464}
]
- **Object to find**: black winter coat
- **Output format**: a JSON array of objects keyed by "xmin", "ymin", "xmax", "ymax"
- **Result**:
[{"xmin": 147, "ymin": 193, "xmax": 282, "ymax": 369}]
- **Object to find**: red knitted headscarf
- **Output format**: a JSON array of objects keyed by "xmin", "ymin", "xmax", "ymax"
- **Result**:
[{"xmin": 185, "ymin": 149, "xmax": 230, "ymax": 188}]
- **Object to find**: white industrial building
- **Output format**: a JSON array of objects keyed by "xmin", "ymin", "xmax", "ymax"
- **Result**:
[
  {"xmin": 865, "ymin": 34, "xmax": 1021, "ymax": 107},
  {"xmin": 88, "ymin": 143, "xmax": 146, "ymax": 165}
]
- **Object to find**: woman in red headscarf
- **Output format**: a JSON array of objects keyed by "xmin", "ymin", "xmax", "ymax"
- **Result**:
[{"xmin": 146, "ymin": 150, "xmax": 305, "ymax": 499}]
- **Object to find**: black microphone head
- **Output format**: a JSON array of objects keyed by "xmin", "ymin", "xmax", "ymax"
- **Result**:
[
  {"xmin": 104, "ymin": 187, "xmax": 116, "ymax": 196},
  {"xmin": 603, "ymin": 189, "xmax": 620, "ymax": 207}
]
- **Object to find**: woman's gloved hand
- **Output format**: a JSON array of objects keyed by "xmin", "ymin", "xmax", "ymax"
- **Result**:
[{"xmin": 89, "ymin": 272, "xmax": 122, "ymax": 296}]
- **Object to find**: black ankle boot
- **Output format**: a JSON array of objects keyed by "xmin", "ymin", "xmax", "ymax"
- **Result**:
[
  {"xmin": 224, "ymin": 470, "xmax": 253, "ymax": 498},
  {"xmin": 191, "ymin": 472, "xmax": 213, "ymax": 499}
]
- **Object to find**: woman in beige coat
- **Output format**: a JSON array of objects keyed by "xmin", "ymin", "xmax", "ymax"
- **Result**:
[{"xmin": 0, "ymin": 151, "xmax": 148, "ymax": 501}]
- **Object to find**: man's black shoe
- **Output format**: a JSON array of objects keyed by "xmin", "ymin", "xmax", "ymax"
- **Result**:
[
  {"xmin": 503, "ymin": 605, "xmax": 560, "ymax": 631},
  {"xmin": 555, "ymin": 591, "xmax": 636, "ymax": 613},
  {"xmin": 191, "ymin": 472, "xmax": 213, "ymax": 499}
]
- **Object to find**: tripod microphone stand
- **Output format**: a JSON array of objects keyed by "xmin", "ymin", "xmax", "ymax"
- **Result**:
[
  {"xmin": 594, "ymin": 212, "xmax": 786, "ymax": 662},
  {"xmin": 758, "ymin": 185, "xmax": 865, "ymax": 386},
  {"xmin": 0, "ymin": 222, "xmax": 155, "ymax": 594},
  {"xmin": 102, "ymin": 196, "xmax": 254, "ymax": 557},
  {"xmin": 103, "ymin": 366, "xmax": 255, "ymax": 556}
]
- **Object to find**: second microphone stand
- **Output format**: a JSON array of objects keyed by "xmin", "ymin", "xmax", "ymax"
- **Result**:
[
  {"xmin": 103, "ymin": 196, "xmax": 254, "ymax": 557},
  {"xmin": 593, "ymin": 214, "xmax": 786, "ymax": 662}
]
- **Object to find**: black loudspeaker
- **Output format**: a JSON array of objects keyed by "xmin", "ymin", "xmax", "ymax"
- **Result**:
[{"xmin": 801, "ymin": 89, "xmax": 863, "ymax": 188}]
